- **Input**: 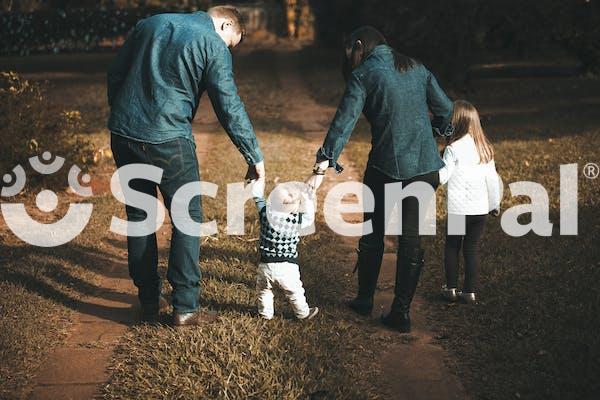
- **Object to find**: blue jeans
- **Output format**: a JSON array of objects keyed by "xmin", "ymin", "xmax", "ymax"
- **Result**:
[{"xmin": 111, "ymin": 134, "xmax": 202, "ymax": 314}]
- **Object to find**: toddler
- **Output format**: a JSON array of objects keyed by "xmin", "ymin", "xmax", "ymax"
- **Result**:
[{"xmin": 251, "ymin": 179, "xmax": 319, "ymax": 320}]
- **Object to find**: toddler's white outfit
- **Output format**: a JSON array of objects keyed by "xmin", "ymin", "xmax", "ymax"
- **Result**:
[
  {"xmin": 253, "ymin": 184, "xmax": 315, "ymax": 320},
  {"xmin": 257, "ymin": 261, "xmax": 310, "ymax": 319}
]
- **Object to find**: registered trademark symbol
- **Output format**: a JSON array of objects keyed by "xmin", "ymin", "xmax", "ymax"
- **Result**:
[{"xmin": 583, "ymin": 163, "xmax": 599, "ymax": 179}]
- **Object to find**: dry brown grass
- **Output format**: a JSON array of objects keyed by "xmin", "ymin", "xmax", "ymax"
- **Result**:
[
  {"xmin": 0, "ymin": 56, "xmax": 117, "ymax": 398},
  {"xmin": 0, "ymin": 282, "xmax": 71, "ymax": 398}
]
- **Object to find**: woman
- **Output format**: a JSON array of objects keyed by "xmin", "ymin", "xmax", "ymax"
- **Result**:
[{"xmin": 307, "ymin": 26, "xmax": 453, "ymax": 333}]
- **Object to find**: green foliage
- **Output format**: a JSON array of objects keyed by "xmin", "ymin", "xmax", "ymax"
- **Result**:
[
  {"xmin": 0, "ymin": 3, "xmax": 209, "ymax": 56},
  {"xmin": 0, "ymin": 71, "xmax": 95, "ymax": 190}
]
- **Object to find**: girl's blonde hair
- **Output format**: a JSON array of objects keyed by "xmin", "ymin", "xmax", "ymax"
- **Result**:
[{"xmin": 450, "ymin": 100, "xmax": 494, "ymax": 163}]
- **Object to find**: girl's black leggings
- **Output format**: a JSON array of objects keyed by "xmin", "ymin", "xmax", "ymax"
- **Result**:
[{"xmin": 444, "ymin": 214, "xmax": 487, "ymax": 293}]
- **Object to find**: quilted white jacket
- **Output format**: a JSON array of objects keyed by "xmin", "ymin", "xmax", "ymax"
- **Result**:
[{"xmin": 439, "ymin": 134, "xmax": 501, "ymax": 215}]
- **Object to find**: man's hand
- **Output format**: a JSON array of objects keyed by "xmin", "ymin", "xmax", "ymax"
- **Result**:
[{"xmin": 245, "ymin": 161, "xmax": 265, "ymax": 181}]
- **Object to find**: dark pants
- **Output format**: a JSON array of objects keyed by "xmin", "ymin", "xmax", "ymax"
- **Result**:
[
  {"xmin": 111, "ymin": 134, "xmax": 202, "ymax": 314},
  {"xmin": 444, "ymin": 214, "xmax": 487, "ymax": 293},
  {"xmin": 357, "ymin": 167, "xmax": 439, "ymax": 299}
]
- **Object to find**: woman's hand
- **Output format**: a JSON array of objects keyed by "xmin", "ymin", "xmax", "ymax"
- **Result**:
[{"xmin": 305, "ymin": 160, "xmax": 329, "ymax": 192}]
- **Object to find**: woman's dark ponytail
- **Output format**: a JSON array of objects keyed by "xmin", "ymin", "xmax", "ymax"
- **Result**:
[
  {"xmin": 392, "ymin": 49, "xmax": 419, "ymax": 73},
  {"xmin": 343, "ymin": 26, "xmax": 420, "ymax": 78}
]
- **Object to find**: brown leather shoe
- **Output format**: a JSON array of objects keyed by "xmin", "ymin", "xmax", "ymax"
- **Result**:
[{"xmin": 172, "ymin": 309, "xmax": 218, "ymax": 327}]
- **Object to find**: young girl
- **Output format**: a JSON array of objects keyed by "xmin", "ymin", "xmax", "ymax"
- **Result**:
[{"xmin": 438, "ymin": 100, "xmax": 501, "ymax": 304}]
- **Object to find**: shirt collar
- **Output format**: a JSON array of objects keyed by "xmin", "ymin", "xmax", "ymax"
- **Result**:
[
  {"xmin": 366, "ymin": 44, "xmax": 394, "ymax": 64},
  {"xmin": 194, "ymin": 11, "xmax": 215, "ymax": 31}
]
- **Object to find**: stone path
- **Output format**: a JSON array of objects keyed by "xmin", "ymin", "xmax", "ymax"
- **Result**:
[{"xmin": 27, "ymin": 240, "xmax": 135, "ymax": 400}]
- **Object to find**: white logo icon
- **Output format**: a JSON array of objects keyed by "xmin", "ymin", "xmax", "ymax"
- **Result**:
[{"xmin": 1, "ymin": 151, "xmax": 94, "ymax": 247}]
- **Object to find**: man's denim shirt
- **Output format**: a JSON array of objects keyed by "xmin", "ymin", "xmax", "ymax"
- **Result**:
[
  {"xmin": 107, "ymin": 11, "xmax": 263, "ymax": 165},
  {"xmin": 317, "ymin": 45, "xmax": 453, "ymax": 180}
]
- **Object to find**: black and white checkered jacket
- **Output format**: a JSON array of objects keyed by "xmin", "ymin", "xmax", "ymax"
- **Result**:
[{"xmin": 254, "ymin": 197, "xmax": 315, "ymax": 263}]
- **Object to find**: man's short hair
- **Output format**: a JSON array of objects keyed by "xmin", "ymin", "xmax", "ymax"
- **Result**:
[{"xmin": 208, "ymin": 5, "xmax": 246, "ymax": 39}]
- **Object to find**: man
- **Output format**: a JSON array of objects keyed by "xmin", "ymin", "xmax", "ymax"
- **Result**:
[{"xmin": 107, "ymin": 6, "xmax": 265, "ymax": 327}]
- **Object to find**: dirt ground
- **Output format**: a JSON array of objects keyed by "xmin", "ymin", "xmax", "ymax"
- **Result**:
[{"xmin": 1, "ymin": 36, "xmax": 599, "ymax": 400}]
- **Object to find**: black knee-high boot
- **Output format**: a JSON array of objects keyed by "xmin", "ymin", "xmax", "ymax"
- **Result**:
[
  {"xmin": 382, "ymin": 247, "xmax": 424, "ymax": 333},
  {"xmin": 346, "ymin": 246, "xmax": 384, "ymax": 316}
]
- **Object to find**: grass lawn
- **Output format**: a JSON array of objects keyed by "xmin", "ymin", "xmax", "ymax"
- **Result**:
[
  {"xmin": 0, "ymin": 194, "xmax": 128, "ymax": 398},
  {"xmin": 102, "ymin": 129, "xmax": 389, "ymax": 399}
]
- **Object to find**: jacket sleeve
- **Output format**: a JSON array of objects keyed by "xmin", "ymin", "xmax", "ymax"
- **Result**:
[
  {"xmin": 316, "ymin": 72, "xmax": 366, "ymax": 173},
  {"xmin": 438, "ymin": 146, "xmax": 456, "ymax": 185},
  {"xmin": 107, "ymin": 20, "xmax": 143, "ymax": 107},
  {"xmin": 205, "ymin": 46, "xmax": 263, "ymax": 165},
  {"xmin": 426, "ymin": 69, "xmax": 454, "ymax": 137},
  {"xmin": 485, "ymin": 160, "xmax": 502, "ymax": 211}
]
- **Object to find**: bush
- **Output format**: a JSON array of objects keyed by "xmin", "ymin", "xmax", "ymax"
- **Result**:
[
  {"xmin": 1, "ymin": 7, "xmax": 159, "ymax": 56},
  {"xmin": 0, "ymin": 4, "xmax": 210, "ymax": 56},
  {"xmin": 552, "ymin": 0, "xmax": 600, "ymax": 74},
  {"xmin": 311, "ymin": 0, "xmax": 600, "ymax": 83},
  {"xmin": 0, "ymin": 71, "xmax": 95, "ymax": 191}
]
